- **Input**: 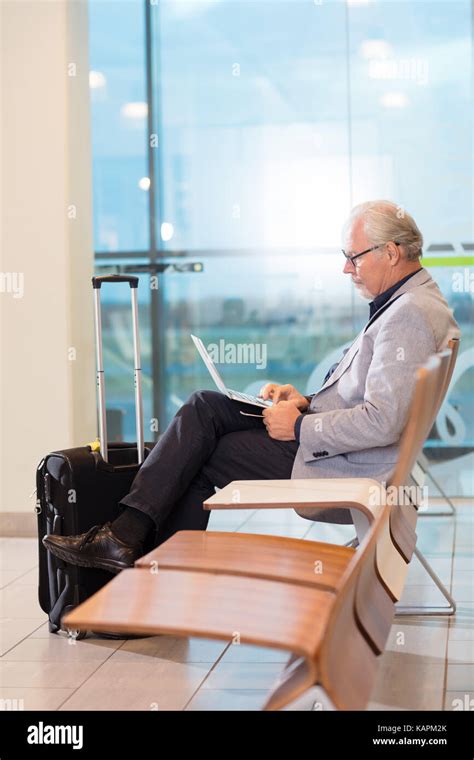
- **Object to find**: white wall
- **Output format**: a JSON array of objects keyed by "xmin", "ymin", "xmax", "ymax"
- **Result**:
[{"xmin": 0, "ymin": 0, "xmax": 96, "ymax": 533}]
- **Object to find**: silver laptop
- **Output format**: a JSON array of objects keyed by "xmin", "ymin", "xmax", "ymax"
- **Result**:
[{"xmin": 191, "ymin": 334, "xmax": 272, "ymax": 409}]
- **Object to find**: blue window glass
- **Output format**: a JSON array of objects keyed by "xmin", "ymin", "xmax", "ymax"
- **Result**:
[{"xmin": 89, "ymin": 0, "xmax": 149, "ymax": 252}]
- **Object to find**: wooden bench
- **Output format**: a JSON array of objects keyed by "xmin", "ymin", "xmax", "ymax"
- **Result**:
[
  {"xmin": 63, "ymin": 354, "xmax": 446, "ymax": 710},
  {"xmin": 412, "ymin": 337, "xmax": 460, "ymax": 517}
]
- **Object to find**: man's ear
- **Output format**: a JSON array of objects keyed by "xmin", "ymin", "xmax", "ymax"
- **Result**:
[{"xmin": 386, "ymin": 241, "xmax": 401, "ymax": 265}]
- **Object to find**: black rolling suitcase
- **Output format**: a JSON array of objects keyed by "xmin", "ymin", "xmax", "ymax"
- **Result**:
[{"xmin": 37, "ymin": 275, "xmax": 155, "ymax": 637}]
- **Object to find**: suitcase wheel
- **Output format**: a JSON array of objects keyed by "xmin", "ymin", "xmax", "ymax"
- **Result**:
[{"xmin": 61, "ymin": 605, "xmax": 88, "ymax": 641}]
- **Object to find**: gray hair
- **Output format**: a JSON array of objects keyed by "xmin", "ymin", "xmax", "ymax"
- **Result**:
[{"xmin": 343, "ymin": 200, "xmax": 423, "ymax": 261}]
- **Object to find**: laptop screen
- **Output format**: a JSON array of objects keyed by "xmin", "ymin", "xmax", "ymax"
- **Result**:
[{"xmin": 191, "ymin": 334, "xmax": 228, "ymax": 395}]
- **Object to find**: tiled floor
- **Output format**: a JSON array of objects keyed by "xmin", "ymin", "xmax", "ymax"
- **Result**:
[{"xmin": 0, "ymin": 498, "xmax": 472, "ymax": 711}]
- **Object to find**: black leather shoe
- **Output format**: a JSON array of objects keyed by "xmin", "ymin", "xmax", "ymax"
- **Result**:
[{"xmin": 42, "ymin": 523, "xmax": 143, "ymax": 574}]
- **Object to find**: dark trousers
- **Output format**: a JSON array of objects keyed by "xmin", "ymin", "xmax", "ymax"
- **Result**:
[{"xmin": 120, "ymin": 390, "xmax": 299, "ymax": 547}]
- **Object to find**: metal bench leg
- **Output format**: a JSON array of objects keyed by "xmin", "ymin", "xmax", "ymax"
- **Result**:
[
  {"xmin": 283, "ymin": 684, "xmax": 337, "ymax": 711},
  {"xmin": 419, "ymin": 469, "xmax": 456, "ymax": 517},
  {"xmin": 395, "ymin": 547, "xmax": 456, "ymax": 616}
]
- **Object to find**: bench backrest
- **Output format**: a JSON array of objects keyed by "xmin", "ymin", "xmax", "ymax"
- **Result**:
[{"xmin": 318, "ymin": 353, "xmax": 448, "ymax": 709}]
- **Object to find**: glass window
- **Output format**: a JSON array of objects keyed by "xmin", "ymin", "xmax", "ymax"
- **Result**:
[
  {"xmin": 151, "ymin": 0, "xmax": 358, "ymax": 435},
  {"xmin": 89, "ymin": 0, "xmax": 149, "ymax": 252},
  {"xmin": 152, "ymin": 0, "xmax": 350, "ymax": 251},
  {"xmin": 347, "ymin": 0, "xmax": 473, "ymax": 493}
]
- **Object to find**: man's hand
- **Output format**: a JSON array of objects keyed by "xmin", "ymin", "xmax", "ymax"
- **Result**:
[
  {"xmin": 259, "ymin": 383, "xmax": 309, "ymax": 411},
  {"xmin": 262, "ymin": 401, "xmax": 302, "ymax": 441}
]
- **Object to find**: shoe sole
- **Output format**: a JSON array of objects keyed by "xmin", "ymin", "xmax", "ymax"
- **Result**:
[{"xmin": 43, "ymin": 540, "xmax": 132, "ymax": 575}]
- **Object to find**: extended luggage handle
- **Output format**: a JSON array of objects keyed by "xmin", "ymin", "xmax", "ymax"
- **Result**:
[
  {"xmin": 92, "ymin": 275, "xmax": 138, "ymax": 289},
  {"xmin": 92, "ymin": 275, "xmax": 145, "ymax": 465}
]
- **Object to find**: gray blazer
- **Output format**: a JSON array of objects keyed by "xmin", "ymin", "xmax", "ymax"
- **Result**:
[{"xmin": 292, "ymin": 268, "xmax": 461, "ymax": 524}]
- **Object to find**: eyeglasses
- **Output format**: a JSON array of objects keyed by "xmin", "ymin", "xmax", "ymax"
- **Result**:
[{"xmin": 342, "ymin": 241, "xmax": 401, "ymax": 266}]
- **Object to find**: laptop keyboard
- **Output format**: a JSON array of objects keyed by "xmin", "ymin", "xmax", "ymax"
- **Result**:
[{"xmin": 231, "ymin": 390, "xmax": 271, "ymax": 406}]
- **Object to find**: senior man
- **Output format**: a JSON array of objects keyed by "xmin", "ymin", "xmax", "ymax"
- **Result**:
[{"xmin": 44, "ymin": 200, "xmax": 460, "ymax": 574}]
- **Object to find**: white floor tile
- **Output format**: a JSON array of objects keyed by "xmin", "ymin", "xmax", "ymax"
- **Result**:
[
  {"xmin": 117, "ymin": 635, "xmax": 227, "ymax": 664},
  {"xmin": 58, "ymin": 658, "xmax": 211, "ymax": 711},
  {"xmin": 0, "ymin": 585, "xmax": 46, "ymax": 622},
  {"xmin": 301, "ymin": 522, "xmax": 355, "ymax": 545},
  {"xmin": 0, "ymin": 687, "xmax": 74, "ymax": 711},
  {"xmin": 29, "ymin": 623, "xmax": 58, "ymax": 639},
  {"xmin": 220, "ymin": 643, "xmax": 290, "ymax": 663},
  {"xmin": 0, "ymin": 660, "xmax": 101, "ymax": 689},
  {"xmin": 398, "ymin": 583, "xmax": 453, "ymax": 608},
  {"xmin": 201, "ymin": 661, "xmax": 284, "ymax": 690},
  {"xmin": 446, "ymin": 664, "xmax": 474, "ymax": 692},
  {"xmin": 186, "ymin": 689, "xmax": 266, "ymax": 711},
  {"xmin": 0, "ymin": 570, "xmax": 32, "ymax": 589},
  {"xmin": 0, "ymin": 618, "xmax": 46, "ymax": 657},
  {"xmin": 416, "ymin": 521, "xmax": 455, "ymax": 555},
  {"xmin": 386, "ymin": 620, "xmax": 448, "ymax": 659},
  {"xmin": 453, "ymin": 555, "xmax": 474, "ymax": 573},
  {"xmin": 1, "ymin": 635, "xmax": 122, "ymax": 663},
  {"xmin": 451, "ymin": 585, "xmax": 474, "ymax": 603},
  {"xmin": 371, "ymin": 654, "xmax": 445, "ymax": 710},
  {"xmin": 13, "ymin": 567, "xmax": 39, "ymax": 585},
  {"xmin": 448, "ymin": 602, "xmax": 474, "ymax": 641},
  {"xmin": 405, "ymin": 555, "xmax": 452, "ymax": 586},
  {"xmin": 241, "ymin": 509, "xmax": 307, "ymax": 526},
  {"xmin": 447, "ymin": 638, "xmax": 474, "ymax": 664},
  {"xmin": 207, "ymin": 510, "xmax": 255, "ymax": 529},
  {"xmin": 444, "ymin": 691, "xmax": 474, "ymax": 711},
  {"xmin": 368, "ymin": 701, "xmax": 408, "ymax": 711}
]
